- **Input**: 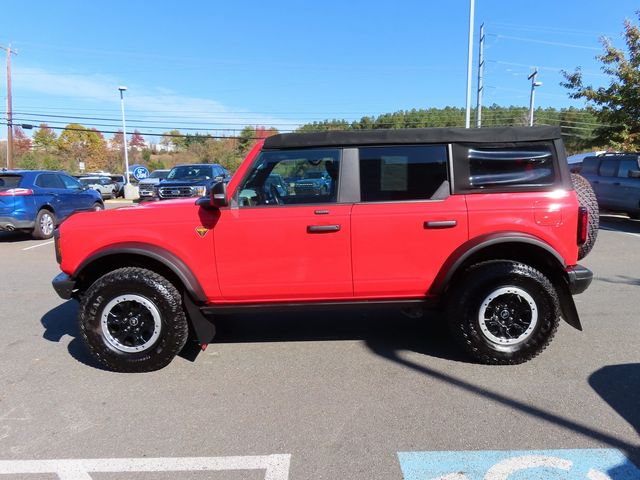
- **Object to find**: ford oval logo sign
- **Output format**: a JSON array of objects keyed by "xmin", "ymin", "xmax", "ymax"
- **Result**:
[{"xmin": 132, "ymin": 166, "xmax": 150, "ymax": 181}]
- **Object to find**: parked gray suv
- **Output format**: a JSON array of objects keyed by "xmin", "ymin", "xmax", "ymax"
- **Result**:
[{"xmin": 581, "ymin": 153, "xmax": 640, "ymax": 219}]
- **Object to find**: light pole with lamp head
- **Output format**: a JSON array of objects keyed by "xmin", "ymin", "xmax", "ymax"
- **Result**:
[
  {"xmin": 118, "ymin": 86, "xmax": 136, "ymax": 199},
  {"xmin": 528, "ymin": 69, "xmax": 542, "ymax": 126}
]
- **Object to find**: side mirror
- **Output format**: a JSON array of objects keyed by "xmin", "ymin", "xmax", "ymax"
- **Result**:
[{"xmin": 211, "ymin": 181, "xmax": 228, "ymax": 207}]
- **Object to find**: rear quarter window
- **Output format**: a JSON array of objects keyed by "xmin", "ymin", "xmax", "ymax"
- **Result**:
[
  {"xmin": 453, "ymin": 142, "xmax": 558, "ymax": 192},
  {"xmin": 0, "ymin": 175, "xmax": 22, "ymax": 189}
]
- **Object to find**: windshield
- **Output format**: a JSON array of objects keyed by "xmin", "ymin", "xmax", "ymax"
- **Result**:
[
  {"xmin": 167, "ymin": 166, "xmax": 213, "ymax": 180},
  {"xmin": 150, "ymin": 170, "xmax": 169, "ymax": 179}
]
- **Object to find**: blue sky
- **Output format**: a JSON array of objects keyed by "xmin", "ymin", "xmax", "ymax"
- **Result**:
[{"xmin": 0, "ymin": 0, "xmax": 637, "ymax": 141}]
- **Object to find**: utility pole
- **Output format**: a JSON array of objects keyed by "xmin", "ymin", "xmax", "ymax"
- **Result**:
[
  {"xmin": 1, "ymin": 44, "xmax": 17, "ymax": 169},
  {"xmin": 465, "ymin": 0, "xmax": 475, "ymax": 128},
  {"xmin": 528, "ymin": 68, "xmax": 542, "ymax": 127},
  {"xmin": 476, "ymin": 23, "xmax": 485, "ymax": 128}
]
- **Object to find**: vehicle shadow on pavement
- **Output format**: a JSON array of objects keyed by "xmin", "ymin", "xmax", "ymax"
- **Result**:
[
  {"xmin": 595, "ymin": 275, "xmax": 640, "ymax": 286},
  {"xmin": 214, "ymin": 309, "xmax": 470, "ymax": 363},
  {"xmin": 589, "ymin": 363, "xmax": 640, "ymax": 437},
  {"xmin": 599, "ymin": 214, "xmax": 640, "ymax": 235},
  {"xmin": 40, "ymin": 300, "xmax": 108, "ymax": 371},
  {"xmin": 365, "ymin": 341, "xmax": 640, "ymax": 469},
  {"xmin": 0, "ymin": 231, "xmax": 32, "ymax": 243}
]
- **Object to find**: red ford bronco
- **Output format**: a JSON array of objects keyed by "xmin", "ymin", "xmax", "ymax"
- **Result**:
[{"xmin": 52, "ymin": 126, "xmax": 596, "ymax": 372}]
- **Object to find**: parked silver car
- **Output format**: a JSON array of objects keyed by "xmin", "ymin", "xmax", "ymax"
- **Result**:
[{"xmin": 78, "ymin": 176, "xmax": 118, "ymax": 199}]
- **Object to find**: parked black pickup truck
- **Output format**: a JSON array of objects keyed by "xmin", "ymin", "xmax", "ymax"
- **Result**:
[{"xmin": 156, "ymin": 164, "xmax": 230, "ymax": 200}]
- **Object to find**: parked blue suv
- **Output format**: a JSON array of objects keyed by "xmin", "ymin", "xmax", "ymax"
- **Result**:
[{"xmin": 0, "ymin": 170, "xmax": 103, "ymax": 239}]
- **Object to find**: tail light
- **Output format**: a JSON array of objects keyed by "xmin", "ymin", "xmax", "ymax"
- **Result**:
[
  {"xmin": 0, "ymin": 188, "xmax": 33, "ymax": 196},
  {"xmin": 577, "ymin": 206, "xmax": 589, "ymax": 245}
]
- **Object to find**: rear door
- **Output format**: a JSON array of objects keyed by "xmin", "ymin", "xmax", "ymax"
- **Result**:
[
  {"xmin": 351, "ymin": 145, "xmax": 468, "ymax": 298},
  {"xmin": 615, "ymin": 157, "xmax": 640, "ymax": 212},
  {"xmin": 34, "ymin": 173, "xmax": 68, "ymax": 217},
  {"xmin": 596, "ymin": 158, "xmax": 621, "ymax": 209}
]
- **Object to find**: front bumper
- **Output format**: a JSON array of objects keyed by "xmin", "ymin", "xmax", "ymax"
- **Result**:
[
  {"xmin": 566, "ymin": 265, "xmax": 593, "ymax": 295},
  {"xmin": 52, "ymin": 272, "xmax": 76, "ymax": 300}
]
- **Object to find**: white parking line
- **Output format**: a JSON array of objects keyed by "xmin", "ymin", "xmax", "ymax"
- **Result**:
[
  {"xmin": 0, "ymin": 455, "xmax": 291, "ymax": 480},
  {"xmin": 21, "ymin": 240, "xmax": 54, "ymax": 251}
]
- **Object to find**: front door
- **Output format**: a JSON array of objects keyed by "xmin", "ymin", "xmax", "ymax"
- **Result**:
[{"xmin": 214, "ymin": 148, "xmax": 353, "ymax": 302}]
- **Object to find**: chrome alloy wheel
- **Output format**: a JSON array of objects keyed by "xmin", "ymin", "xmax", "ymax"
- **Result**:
[
  {"xmin": 478, "ymin": 286, "xmax": 538, "ymax": 346},
  {"xmin": 40, "ymin": 212, "xmax": 54, "ymax": 237},
  {"xmin": 100, "ymin": 294, "xmax": 162, "ymax": 353}
]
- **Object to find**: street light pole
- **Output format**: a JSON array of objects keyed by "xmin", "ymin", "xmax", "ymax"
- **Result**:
[
  {"xmin": 465, "ymin": 0, "xmax": 475, "ymax": 128},
  {"xmin": 118, "ymin": 86, "xmax": 135, "ymax": 199},
  {"xmin": 528, "ymin": 69, "xmax": 542, "ymax": 127}
]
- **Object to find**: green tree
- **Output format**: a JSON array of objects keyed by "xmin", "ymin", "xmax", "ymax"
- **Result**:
[
  {"xmin": 161, "ymin": 129, "xmax": 186, "ymax": 149},
  {"xmin": 58, "ymin": 123, "xmax": 108, "ymax": 171},
  {"xmin": 562, "ymin": 11, "xmax": 640, "ymax": 150},
  {"xmin": 33, "ymin": 123, "xmax": 58, "ymax": 152}
]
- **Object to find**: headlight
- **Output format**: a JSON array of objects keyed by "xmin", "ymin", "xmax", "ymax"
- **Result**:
[{"xmin": 194, "ymin": 186, "xmax": 207, "ymax": 197}]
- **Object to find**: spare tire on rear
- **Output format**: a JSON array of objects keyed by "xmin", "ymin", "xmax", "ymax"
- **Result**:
[{"xmin": 572, "ymin": 173, "xmax": 598, "ymax": 259}]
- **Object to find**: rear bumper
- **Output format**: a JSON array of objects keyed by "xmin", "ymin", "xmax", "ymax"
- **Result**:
[
  {"xmin": 52, "ymin": 272, "xmax": 76, "ymax": 300},
  {"xmin": 0, "ymin": 216, "xmax": 34, "ymax": 231},
  {"xmin": 566, "ymin": 265, "xmax": 593, "ymax": 295}
]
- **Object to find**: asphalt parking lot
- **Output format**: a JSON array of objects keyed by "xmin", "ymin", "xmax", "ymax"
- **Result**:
[{"xmin": 0, "ymin": 204, "xmax": 639, "ymax": 479}]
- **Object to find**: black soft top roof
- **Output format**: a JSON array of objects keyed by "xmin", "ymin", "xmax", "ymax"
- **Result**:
[{"xmin": 264, "ymin": 126, "xmax": 561, "ymax": 149}]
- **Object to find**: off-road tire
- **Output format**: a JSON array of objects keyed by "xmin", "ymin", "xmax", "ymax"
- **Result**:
[
  {"xmin": 78, "ymin": 267, "xmax": 188, "ymax": 372},
  {"xmin": 571, "ymin": 173, "xmax": 598, "ymax": 259},
  {"xmin": 32, "ymin": 209, "xmax": 56, "ymax": 239},
  {"xmin": 447, "ymin": 261, "xmax": 560, "ymax": 365}
]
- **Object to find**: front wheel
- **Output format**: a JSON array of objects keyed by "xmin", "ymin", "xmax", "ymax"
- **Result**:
[
  {"xmin": 93, "ymin": 202, "xmax": 104, "ymax": 211},
  {"xmin": 447, "ymin": 261, "xmax": 560, "ymax": 365},
  {"xmin": 78, "ymin": 267, "xmax": 188, "ymax": 372}
]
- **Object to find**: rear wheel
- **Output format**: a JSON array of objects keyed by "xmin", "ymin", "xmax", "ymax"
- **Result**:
[
  {"xmin": 571, "ymin": 173, "xmax": 598, "ymax": 259},
  {"xmin": 32, "ymin": 209, "xmax": 56, "ymax": 239},
  {"xmin": 78, "ymin": 267, "xmax": 188, "ymax": 372},
  {"xmin": 93, "ymin": 202, "xmax": 104, "ymax": 211},
  {"xmin": 447, "ymin": 261, "xmax": 560, "ymax": 365}
]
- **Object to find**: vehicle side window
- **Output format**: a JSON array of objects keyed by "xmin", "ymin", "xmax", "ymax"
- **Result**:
[
  {"xmin": 35, "ymin": 173, "xmax": 64, "ymax": 189},
  {"xmin": 598, "ymin": 159, "xmax": 619, "ymax": 177},
  {"xmin": 359, "ymin": 145, "xmax": 448, "ymax": 202},
  {"xmin": 59, "ymin": 174, "xmax": 81, "ymax": 189},
  {"xmin": 468, "ymin": 145, "xmax": 555, "ymax": 188},
  {"xmin": 237, "ymin": 149, "xmax": 340, "ymax": 207},
  {"xmin": 581, "ymin": 157, "xmax": 600, "ymax": 175},
  {"xmin": 617, "ymin": 158, "xmax": 640, "ymax": 178}
]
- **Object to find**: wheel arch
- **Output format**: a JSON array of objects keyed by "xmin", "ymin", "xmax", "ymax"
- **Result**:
[
  {"xmin": 73, "ymin": 243, "xmax": 207, "ymax": 303},
  {"xmin": 431, "ymin": 232, "xmax": 566, "ymax": 295},
  {"xmin": 431, "ymin": 232, "xmax": 582, "ymax": 330}
]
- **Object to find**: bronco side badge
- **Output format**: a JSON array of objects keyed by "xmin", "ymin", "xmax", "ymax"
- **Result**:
[{"xmin": 195, "ymin": 226, "xmax": 209, "ymax": 238}]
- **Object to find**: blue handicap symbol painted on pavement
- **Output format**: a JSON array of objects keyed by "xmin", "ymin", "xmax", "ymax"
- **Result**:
[{"xmin": 398, "ymin": 449, "xmax": 640, "ymax": 480}]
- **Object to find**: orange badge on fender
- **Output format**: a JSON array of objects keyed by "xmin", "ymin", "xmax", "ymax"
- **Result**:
[{"xmin": 195, "ymin": 226, "xmax": 209, "ymax": 238}]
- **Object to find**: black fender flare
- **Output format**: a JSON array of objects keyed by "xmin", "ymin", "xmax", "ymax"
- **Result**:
[
  {"xmin": 430, "ymin": 231, "xmax": 582, "ymax": 331},
  {"xmin": 73, "ymin": 242, "xmax": 207, "ymax": 303}
]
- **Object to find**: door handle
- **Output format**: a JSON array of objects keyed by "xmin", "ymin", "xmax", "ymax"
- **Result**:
[
  {"xmin": 424, "ymin": 220, "xmax": 457, "ymax": 229},
  {"xmin": 593, "ymin": 180, "xmax": 599, "ymax": 184},
  {"xmin": 307, "ymin": 224, "xmax": 341, "ymax": 233},
  {"xmin": 613, "ymin": 182, "xmax": 621, "ymax": 186}
]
